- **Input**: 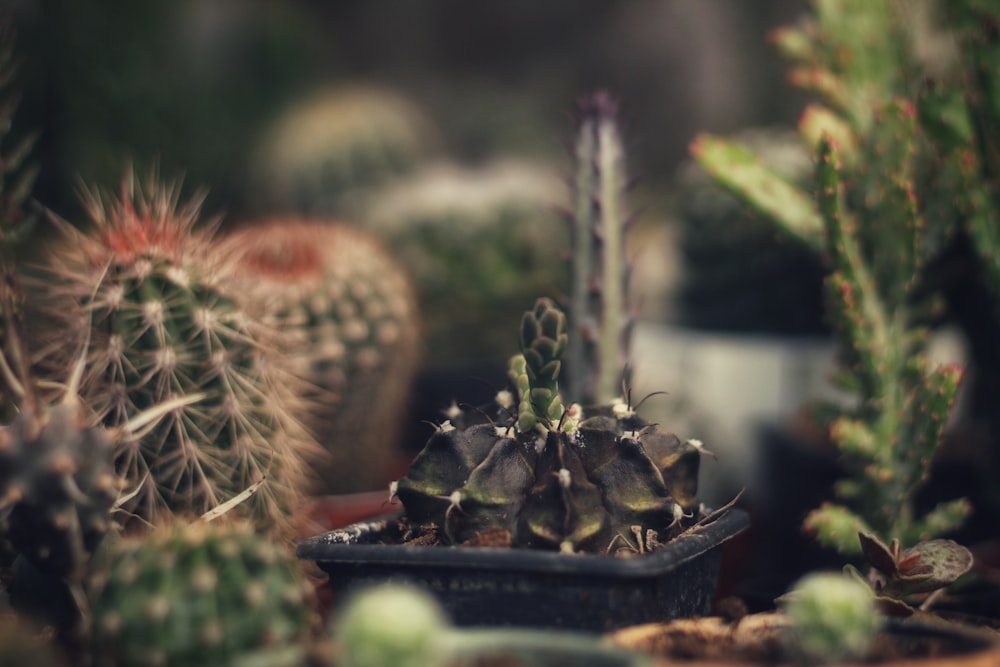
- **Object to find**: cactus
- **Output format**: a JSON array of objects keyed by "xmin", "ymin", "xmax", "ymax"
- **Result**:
[
  {"xmin": 690, "ymin": 1, "xmax": 974, "ymax": 554},
  {"xmin": 675, "ymin": 128, "xmax": 827, "ymax": 335},
  {"xmin": 396, "ymin": 298, "xmax": 700, "ymax": 554},
  {"xmin": 566, "ymin": 93, "xmax": 633, "ymax": 406},
  {"xmin": 221, "ymin": 218, "xmax": 421, "ymax": 494},
  {"xmin": 248, "ymin": 86, "xmax": 435, "ymax": 216},
  {"xmin": 364, "ymin": 159, "xmax": 567, "ymax": 367},
  {"xmin": 781, "ymin": 572, "xmax": 880, "ymax": 665},
  {"xmin": 33, "ymin": 174, "xmax": 315, "ymax": 532},
  {"xmin": 0, "ymin": 399, "xmax": 122, "ymax": 583},
  {"xmin": 335, "ymin": 582, "xmax": 652, "ymax": 667},
  {"xmin": 88, "ymin": 518, "xmax": 316, "ymax": 667}
]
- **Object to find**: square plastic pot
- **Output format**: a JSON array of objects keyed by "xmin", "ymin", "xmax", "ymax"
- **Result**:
[{"xmin": 297, "ymin": 507, "xmax": 749, "ymax": 632}]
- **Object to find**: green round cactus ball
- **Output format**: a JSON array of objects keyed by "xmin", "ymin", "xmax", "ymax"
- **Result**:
[
  {"xmin": 336, "ymin": 584, "xmax": 451, "ymax": 667},
  {"xmin": 88, "ymin": 519, "xmax": 316, "ymax": 667},
  {"xmin": 782, "ymin": 572, "xmax": 880, "ymax": 664}
]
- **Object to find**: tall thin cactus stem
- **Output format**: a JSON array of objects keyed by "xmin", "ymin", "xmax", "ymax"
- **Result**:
[{"xmin": 567, "ymin": 92, "xmax": 632, "ymax": 406}]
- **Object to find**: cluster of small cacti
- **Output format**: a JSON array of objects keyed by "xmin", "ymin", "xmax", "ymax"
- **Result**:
[
  {"xmin": 33, "ymin": 175, "xmax": 316, "ymax": 533},
  {"xmin": 248, "ymin": 86, "xmax": 435, "ymax": 216},
  {"xmin": 87, "ymin": 518, "xmax": 317, "ymax": 667},
  {"xmin": 222, "ymin": 218, "xmax": 421, "ymax": 494},
  {"xmin": 675, "ymin": 127, "xmax": 826, "ymax": 335},
  {"xmin": 396, "ymin": 298, "xmax": 701, "ymax": 554},
  {"xmin": 690, "ymin": 0, "xmax": 985, "ymax": 553}
]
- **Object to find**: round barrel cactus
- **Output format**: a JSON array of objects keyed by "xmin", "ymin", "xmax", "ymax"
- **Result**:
[
  {"xmin": 88, "ymin": 519, "xmax": 316, "ymax": 667},
  {"xmin": 395, "ymin": 298, "xmax": 701, "ymax": 553},
  {"xmin": 222, "ymin": 218, "xmax": 420, "ymax": 494},
  {"xmin": 33, "ymin": 175, "xmax": 315, "ymax": 532}
]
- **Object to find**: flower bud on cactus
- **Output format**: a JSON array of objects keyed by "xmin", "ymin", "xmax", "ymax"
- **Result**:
[
  {"xmin": 222, "ymin": 218, "xmax": 420, "ymax": 494},
  {"xmin": 396, "ymin": 298, "xmax": 700, "ymax": 554},
  {"xmin": 34, "ymin": 175, "xmax": 315, "ymax": 532},
  {"xmin": 88, "ymin": 518, "xmax": 316, "ymax": 667},
  {"xmin": 0, "ymin": 398, "xmax": 122, "ymax": 582}
]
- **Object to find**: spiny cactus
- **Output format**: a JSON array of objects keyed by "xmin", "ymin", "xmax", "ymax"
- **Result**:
[
  {"xmin": 222, "ymin": 218, "xmax": 420, "ymax": 494},
  {"xmin": 33, "ymin": 175, "xmax": 315, "ymax": 533},
  {"xmin": 690, "ymin": 1, "xmax": 972, "ymax": 553},
  {"xmin": 88, "ymin": 518, "xmax": 317, "ymax": 667},
  {"xmin": 566, "ymin": 92, "xmax": 634, "ymax": 406},
  {"xmin": 395, "ymin": 298, "xmax": 700, "ymax": 554}
]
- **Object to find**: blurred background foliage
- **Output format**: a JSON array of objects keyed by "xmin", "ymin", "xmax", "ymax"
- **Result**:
[
  {"xmin": 9, "ymin": 0, "xmax": 806, "ymax": 222},
  {"xmin": 6, "ymin": 0, "xmax": 813, "ymax": 374}
]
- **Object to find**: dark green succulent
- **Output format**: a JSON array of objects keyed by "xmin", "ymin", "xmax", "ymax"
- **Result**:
[{"xmin": 395, "ymin": 298, "xmax": 701, "ymax": 554}]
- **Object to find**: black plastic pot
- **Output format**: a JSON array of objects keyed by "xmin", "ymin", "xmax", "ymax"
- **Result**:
[{"xmin": 297, "ymin": 507, "xmax": 750, "ymax": 632}]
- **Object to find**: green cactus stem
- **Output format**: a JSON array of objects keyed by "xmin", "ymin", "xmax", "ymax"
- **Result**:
[
  {"xmin": 691, "ymin": 1, "xmax": 973, "ymax": 554},
  {"xmin": 567, "ymin": 92, "xmax": 633, "ymax": 406}
]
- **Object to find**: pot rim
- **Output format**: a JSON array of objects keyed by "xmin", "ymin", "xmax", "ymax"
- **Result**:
[{"xmin": 296, "ymin": 506, "xmax": 749, "ymax": 577}]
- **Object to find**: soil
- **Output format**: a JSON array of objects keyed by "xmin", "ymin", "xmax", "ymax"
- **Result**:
[{"xmin": 608, "ymin": 613, "xmax": 1000, "ymax": 666}]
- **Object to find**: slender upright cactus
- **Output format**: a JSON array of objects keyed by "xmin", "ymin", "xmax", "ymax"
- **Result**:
[{"xmin": 566, "ymin": 92, "xmax": 633, "ymax": 406}]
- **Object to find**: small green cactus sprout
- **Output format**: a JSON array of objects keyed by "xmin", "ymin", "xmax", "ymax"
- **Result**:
[
  {"xmin": 781, "ymin": 572, "xmax": 881, "ymax": 665},
  {"xmin": 396, "ymin": 298, "xmax": 701, "ymax": 554},
  {"xmin": 222, "ymin": 218, "xmax": 420, "ymax": 494},
  {"xmin": 336, "ymin": 582, "xmax": 652, "ymax": 667},
  {"xmin": 336, "ymin": 584, "xmax": 450, "ymax": 667},
  {"xmin": 88, "ymin": 518, "xmax": 317, "ymax": 667},
  {"xmin": 35, "ymin": 174, "xmax": 315, "ymax": 532}
]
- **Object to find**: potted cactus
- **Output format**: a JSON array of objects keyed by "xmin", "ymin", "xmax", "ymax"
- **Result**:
[{"xmin": 297, "ymin": 93, "xmax": 749, "ymax": 632}]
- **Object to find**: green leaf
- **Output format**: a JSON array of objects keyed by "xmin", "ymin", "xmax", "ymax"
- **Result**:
[{"xmin": 690, "ymin": 134, "xmax": 823, "ymax": 250}]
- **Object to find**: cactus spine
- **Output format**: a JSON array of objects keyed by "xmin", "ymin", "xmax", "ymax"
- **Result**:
[
  {"xmin": 35, "ymin": 175, "xmax": 314, "ymax": 532},
  {"xmin": 691, "ymin": 1, "xmax": 973, "ymax": 553},
  {"xmin": 88, "ymin": 518, "xmax": 316, "ymax": 667},
  {"xmin": 222, "ymin": 218, "xmax": 420, "ymax": 494},
  {"xmin": 396, "ymin": 298, "xmax": 700, "ymax": 554}
]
